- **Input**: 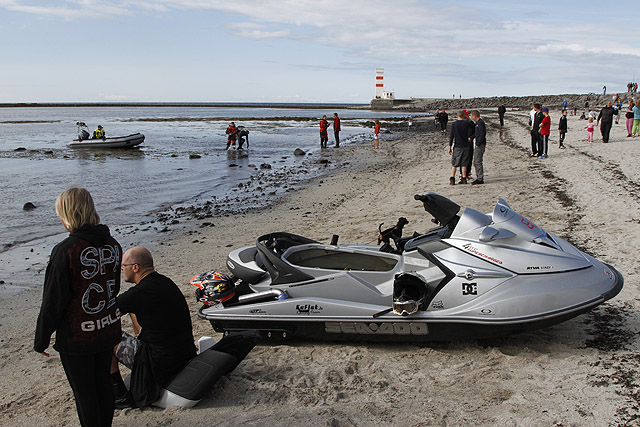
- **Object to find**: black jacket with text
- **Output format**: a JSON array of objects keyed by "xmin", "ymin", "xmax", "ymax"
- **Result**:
[{"xmin": 34, "ymin": 224, "xmax": 122, "ymax": 355}]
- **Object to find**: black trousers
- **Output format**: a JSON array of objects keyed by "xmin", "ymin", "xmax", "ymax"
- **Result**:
[
  {"xmin": 60, "ymin": 350, "xmax": 115, "ymax": 427},
  {"xmin": 601, "ymin": 121, "xmax": 612, "ymax": 143},
  {"xmin": 530, "ymin": 130, "xmax": 540, "ymax": 154},
  {"xmin": 499, "ymin": 114, "xmax": 504, "ymax": 126},
  {"xmin": 334, "ymin": 130, "xmax": 340, "ymax": 147}
]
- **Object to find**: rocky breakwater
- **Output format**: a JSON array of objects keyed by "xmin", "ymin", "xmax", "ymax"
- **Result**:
[{"xmin": 377, "ymin": 93, "xmax": 625, "ymax": 112}]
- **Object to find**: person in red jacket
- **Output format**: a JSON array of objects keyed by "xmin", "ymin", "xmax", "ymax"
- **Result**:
[
  {"xmin": 333, "ymin": 113, "xmax": 341, "ymax": 147},
  {"xmin": 34, "ymin": 187, "xmax": 122, "ymax": 427},
  {"xmin": 374, "ymin": 119, "xmax": 381, "ymax": 149},
  {"xmin": 226, "ymin": 122, "xmax": 238, "ymax": 149},
  {"xmin": 319, "ymin": 115, "xmax": 329, "ymax": 147},
  {"xmin": 538, "ymin": 107, "xmax": 551, "ymax": 158}
]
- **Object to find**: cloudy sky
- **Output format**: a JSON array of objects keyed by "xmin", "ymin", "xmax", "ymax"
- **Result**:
[{"xmin": 0, "ymin": 0, "xmax": 636, "ymax": 103}]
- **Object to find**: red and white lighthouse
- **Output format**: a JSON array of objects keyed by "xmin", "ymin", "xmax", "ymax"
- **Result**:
[{"xmin": 375, "ymin": 68, "xmax": 395, "ymax": 100}]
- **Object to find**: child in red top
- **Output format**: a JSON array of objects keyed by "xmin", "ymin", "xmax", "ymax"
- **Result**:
[
  {"xmin": 538, "ymin": 107, "xmax": 551, "ymax": 158},
  {"xmin": 374, "ymin": 120, "xmax": 381, "ymax": 149}
]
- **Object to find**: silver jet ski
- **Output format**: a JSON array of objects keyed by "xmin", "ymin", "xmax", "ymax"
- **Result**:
[{"xmin": 197, "ymin": 193, "xmax": 623, "ymax": 341}]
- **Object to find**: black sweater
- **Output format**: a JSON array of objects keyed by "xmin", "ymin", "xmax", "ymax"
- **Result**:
[{"xmin": 34, "ymin": 225, "xmax": 122, "ymax": 355}]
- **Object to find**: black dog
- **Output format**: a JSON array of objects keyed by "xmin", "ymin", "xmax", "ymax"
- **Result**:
[{"xmin": 378, "ymin": 217, "xmax": 409, "ymax": 247}]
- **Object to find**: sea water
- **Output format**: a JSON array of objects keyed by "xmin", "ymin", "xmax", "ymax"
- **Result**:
[{"xmin": 0, "ymin": 105, "xmax": 412, "ymax": 257}]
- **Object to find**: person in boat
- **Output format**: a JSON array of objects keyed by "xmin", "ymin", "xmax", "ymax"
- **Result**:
[
  {"xmin": 110, "ymin": 247, "xmax": 197, "ymax": 408},
  {"xmin": 226, "ymin": 122, "xmax": 238, "ymax": 149},
  {"xmin": 237, "ymin": 127, "xmax": 249, "ymax": 149},
  {"xmin": 92, "ymin": 125, "xmax": 105, "ymax": 139}
]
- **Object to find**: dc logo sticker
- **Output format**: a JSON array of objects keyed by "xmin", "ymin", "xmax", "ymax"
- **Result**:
[{"xmin": 462, "ymin": 282, "xmax": 477, "ymax": 296}]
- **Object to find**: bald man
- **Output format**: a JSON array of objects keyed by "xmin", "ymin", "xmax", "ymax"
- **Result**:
[{"xmin": 110, "ymin": 247, "xmax": 196, "ymax": 408}]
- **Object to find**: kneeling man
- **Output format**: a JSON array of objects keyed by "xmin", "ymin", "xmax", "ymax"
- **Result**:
[{"xmin": 111, "ymin": 247, "xmax": 197, "ymax": 407}]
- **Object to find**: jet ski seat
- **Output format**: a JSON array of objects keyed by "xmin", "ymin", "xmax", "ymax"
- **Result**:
[{"xmin": 285, "ymin": 248, "xmax": 398, "ymax": 272}]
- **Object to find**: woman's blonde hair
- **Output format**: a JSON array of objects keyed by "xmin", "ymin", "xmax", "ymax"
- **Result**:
[{"xmin": 55, "ymin": 187, "xmax": 100, "ymax": 231}]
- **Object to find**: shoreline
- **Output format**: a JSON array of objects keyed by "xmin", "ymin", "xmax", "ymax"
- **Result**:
[
  {"xmin": 0, "ymin": 102, "xmax": 370, "ymax": 109},
  {"xmin": 3, "ymin": 109, "xmax": 640, "ymax": 425}
]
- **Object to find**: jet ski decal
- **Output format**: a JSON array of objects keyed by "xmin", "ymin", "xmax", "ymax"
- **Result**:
[{"xmin": 325, "ymin": 322, "xmax": 429, "ymax": 336}]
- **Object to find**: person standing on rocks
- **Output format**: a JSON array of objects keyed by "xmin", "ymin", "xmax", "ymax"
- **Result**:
[
  {"xmin": 470, "ymin": 110, "xmax": 486, "ymax": 185},
  {"xmin": 333, "ymin": 113, "xmax": 341, "ymax": 148},
  {"xmin": 597, "ymin": 101, "xmax": 615, "ymax": 143},
  {"xmin": 448, "ymin": 110, "xmax": 473, "ymax": 185},
  {"xmin": 319, "ymin": 115, "xmax": 330, "ymax": 148},
  {"xmin": 498, "ymin": 104, "xmax": 506, "ymax": 126}
]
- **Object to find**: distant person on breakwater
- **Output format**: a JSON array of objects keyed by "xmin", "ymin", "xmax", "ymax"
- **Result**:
[
  {"xmin": 333, "ymin": 113, "xmax": 341, "ymax": 147},
  {"xmin": 93, "ymin": 125, "xmax": 105, "ymax": 139},
  {"xmin": 374, "ymin": 120, "xmax": 381, "ymax": 149},
  {"xmin": 226, "ymin": 122, "xmax": 238, "ymax": 149},
  {"xmin": 319, "ymin": 115, "xmax": 330, "ymax": 148},
  {"xmin": 498, "ymin": 104, "xmax": 506, "ymax": 126},
  {"xmin": 558, "ymin": 110, "xmax": 567, "ymax": 149}
]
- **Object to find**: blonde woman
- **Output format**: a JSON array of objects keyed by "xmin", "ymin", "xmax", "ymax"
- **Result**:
[{"xmin": 35, "ymin": 187, "xmax": 122, "ymax": 426}]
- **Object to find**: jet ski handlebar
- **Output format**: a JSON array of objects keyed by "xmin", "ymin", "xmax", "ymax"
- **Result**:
[{"xmin": 414, "ymin": 193, "xmax": 461, "ymax": 228}]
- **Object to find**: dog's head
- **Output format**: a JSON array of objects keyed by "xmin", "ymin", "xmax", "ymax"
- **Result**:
[{"xmin": 397, "ymin": 217, "xmax": 409, "ymax": 228}]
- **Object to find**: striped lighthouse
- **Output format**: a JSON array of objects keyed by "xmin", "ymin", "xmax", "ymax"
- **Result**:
[
  {"xmin": 375, "ymin": 68, "xmax": 395, "ymax": 100},
  {"xmin": 375, "ymin": 68, "xmax": 384, "ymax": 99}
]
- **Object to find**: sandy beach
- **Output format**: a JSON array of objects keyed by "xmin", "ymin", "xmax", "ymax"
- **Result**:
[{"xmin": 2, "ymin": 106, "xmax": 640, "ymax": 426}]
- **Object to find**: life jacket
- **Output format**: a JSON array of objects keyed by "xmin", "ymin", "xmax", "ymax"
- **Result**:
[
  {"xmin": 226, "ymin": 125, "xmax": 237, "ymax": 136},
  {"xmin": 94, "ymin": 128, "xmax": 105, "ymax": 139}
]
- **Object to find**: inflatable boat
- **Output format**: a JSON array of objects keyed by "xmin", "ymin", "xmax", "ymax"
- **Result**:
[
  {"xmin": 69, "ymin": 133, "xmax": 145, "ymax": 149},
  {"xmin": 195, "ymin": 193, "xmax": 623, "ymax": 342}
]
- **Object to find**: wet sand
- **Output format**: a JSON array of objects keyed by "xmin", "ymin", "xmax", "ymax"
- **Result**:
[{"xmin": 2, "ymin": 110, "xmax": 639, "ymax": 426}]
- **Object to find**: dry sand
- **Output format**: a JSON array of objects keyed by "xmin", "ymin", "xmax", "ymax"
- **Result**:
[{"xmin": 2, "ymin": 110, "xmax": 640, "ymax": 426}]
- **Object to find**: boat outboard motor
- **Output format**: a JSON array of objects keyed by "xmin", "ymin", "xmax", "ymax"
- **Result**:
[
  {"xmin": 414, "ymin": 193, "xmax": 460, "ymax": 229},
  {"xmin": 76, "ymin": 121, "xmax": 90, "ymax": 140},
  {"xmin": 153, "ymin": 330, "xmax": 259, "ymax": 409},
  {"xmin": 392, "ymin": 272, "xmax": 428, "ymax": 316}
]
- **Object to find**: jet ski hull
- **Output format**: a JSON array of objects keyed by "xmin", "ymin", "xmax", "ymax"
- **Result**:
[{"xmin": 195, "ymin": 193, "xmax": 625, "ymax": 342}]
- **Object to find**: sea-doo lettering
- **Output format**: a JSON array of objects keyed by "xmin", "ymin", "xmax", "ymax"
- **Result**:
[{"xmin": 325, "ymin": 322, "xmax": 429, "ymax": 335}]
